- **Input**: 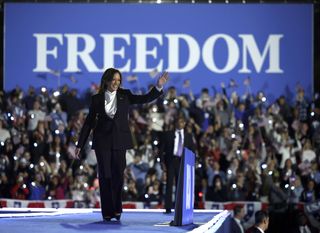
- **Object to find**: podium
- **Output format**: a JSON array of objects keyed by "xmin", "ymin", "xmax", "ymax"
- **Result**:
[{"xmin": 171, "ymin": 147, "xmax": 195, "ymax": 226}]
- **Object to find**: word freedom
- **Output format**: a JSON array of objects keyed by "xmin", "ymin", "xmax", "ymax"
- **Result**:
[{"xmin": 33, "ymin": 33, "xmax": 283, "ymax": 74}]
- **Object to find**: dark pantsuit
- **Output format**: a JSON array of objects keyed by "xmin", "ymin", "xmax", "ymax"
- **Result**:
[
  {"xmin": 95, "ymin": 148, "xmax": 126, "ymax": 217},
  {"xmin": 77, "ymin": 86, "xmax": 163, "ymax": 219},
  {"xmin": 165, "ymin": 156, "xmax": 181, "ymax": 210}
]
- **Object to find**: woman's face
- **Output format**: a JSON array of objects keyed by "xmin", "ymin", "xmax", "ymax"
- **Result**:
[{"xmin": 107, "ymin": 73, "xmax": 121, "ymax": 92}]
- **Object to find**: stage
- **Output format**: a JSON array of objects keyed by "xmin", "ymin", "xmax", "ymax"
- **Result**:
[{"xmin": 0, "ymin": 208, "xmax": 231, "ymax": 233}]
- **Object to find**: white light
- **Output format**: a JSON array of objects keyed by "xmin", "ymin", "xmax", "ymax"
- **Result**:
[
  {"xmin": 53, "ymin": 91, "xmax": 60, "ymax": 97},
  {"xmin": 0, "ymin": 141, "xmax": 4, "ymax": 146},
  {"xmin": 29, "ymin": 164, "xmax": 34, "ymax": 169},
  {"xmin": 84, "ymin": 183, "xmax": 88, "ymax": 188},
  {"xmin": 226, "ymin": 0, "xmax": 229, "ymax": 3},
  {"xmin": 56, "ymin": 153, "xmax": 61, "ymax": 158},
  {"xmin": 156, "ymin": 0, "xmax": 161, "ymax": 3},
  {"xmin": 285, "ymin": 184, "xmax": 289, "ymax": 189},
  {"xmin": 22, "ymin": 184, "xmax": 27, "ymax": 189},
  {"xmin": 242, "ymin": 0, "xmax": 246, "ymax": 3},
  {"xmin": 31, "ymin": 114, "xmax": 35, "ymax": 119},
  {"xmin": 152, "ymin": 107, "xmax": 157, "ymax": 112},
  {"xmin": 48, "ymin": 196, "xmax": 52, "ymax": 200},
  {"xmin": 40, "ymin": 162, "xmax": 44, "ymax": 167},
  {"xmin": 31, "ymin": 182, "xmax": 36, "ymax": 187},
  {"xmin": 236, "ymin": 150, "xmax": 241, "ymax": 155},
  {"xmin": 163, "ymin": 100, "xmax": 168, "ymax": 105},
  {"xmin": 41, "ymin": 87, "xmax": 47, "ymax": 93},
  {"xmin": 262, "ymin": 164, "xmax": 267, "ymax": 170},
  {"xmin": 10, "ymin": 116, "xmax": 14, "ymax": 121},
  {"xmin": 227, "ymin": 169, "xmax": 232, "ymax": 175},
  {"xmin": 34, "ymin": 142, "xmax": 38, "ymax": 147},
  {"xmin": 232, "ymin": 184, "xmax": 237, "ymax": 189},
  {"xmin": 144, "ymin": 194, "xmax": 149, "ymax": 199},
  {"xmin": 174, "ymin": 0, "xmax": 178, "ymax": 3},
  {"xmin": 7, "ymin": 113, "xmax": 11, "ymax": 117},
  {"xmin": 124, "ymin": 186, "xmax": 128, "ymax": 191},
  {"xmin": 208, "ymin": 0, "xmax": 212, "ymax": 3},
  {"xmin": 14, "ymin": 156, "xmax": 18, "ymax": 161},
  {"xmin": 268, "ymin": 120, "xmax": 273, "ymax": 125},
  {"xmin": 173, "ymin": 99, "xmax": 178, "ymax": 104},
  {"xmin": 291, "ymin": 186, "xmax": 295, "ymax": 191},
  {"xmin": 239, "ymin": 123, "xmax": 244, "ymax": 128},
  {"xmin": 231, "ymin": 133, "xmax": 236, "ymax": 139},
  {"xmin": 311, "ymin": 112, "xmax": 315, "ymax": 117},
  {"xmin": 75, "ymin": 141, "xmax": 78, "ymax": 146},
  {"xmin": 55, "ymin": 129, "xmax": 60, "ymax": 135},
  {"xmin": 153, "ymin": 140, "xmax": 159, "ymax": 146},
  {"xmin": 198, "ymin": 164, "xmax": 202, "ymax": 168},
  {"xmin": 152, "ymin": 118, "xmax": 157, "ymax": 123},
  {"xmin": 89, "ymin": 141, "xmax": 93, "ymax": 146},
  {"xmin": 268, "ymin": 171, "xmax": 273, "ymax": 176},
  {"xmin": 191, "ymin": 0, "xmax": 195, "ymax": 3},
  {"xmin": 157, "ymin": 157, "xmax": 161, "ymax": 162},
  {"xmin": 80, "ymin": 165, "xmax": 84, "ymax": 170},
  {"xmin": 262, "ymin": 97, "xmax": 267, "ymax": 102}
]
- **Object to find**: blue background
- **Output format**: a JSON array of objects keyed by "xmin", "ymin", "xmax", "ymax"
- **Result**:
[{"xmin": 4, "ymin": 3, "xmax": 313, "ymax": 100}]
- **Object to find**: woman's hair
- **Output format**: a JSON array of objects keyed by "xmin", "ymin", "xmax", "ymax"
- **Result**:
[{"xmin": 99, "ymin": 68, "xmax": 122, "ymax": 94}]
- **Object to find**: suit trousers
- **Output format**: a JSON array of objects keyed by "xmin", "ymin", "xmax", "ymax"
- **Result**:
[
  {"xmin": 165, "ymin": 156, "xmax": 181, "ymax": 211},
  {"xmin": 95, "ymin": 147, "xmax": 126, "ymax": 217}
]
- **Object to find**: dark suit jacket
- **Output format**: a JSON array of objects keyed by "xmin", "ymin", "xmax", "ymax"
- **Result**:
[
  {"xmin": 250, "ymin": 227, "xmax": 263, "ymax": 233},
  {"xmin": 230, "ymin": 217, "xmax": 244, "ymax": 233},
  {"xmin": 77, "ymin": 87, "xmax": 163, "ymax": 151},
  {"xmin": 160, "ymin": 130, "xmax": 196, "ymax": 164}
]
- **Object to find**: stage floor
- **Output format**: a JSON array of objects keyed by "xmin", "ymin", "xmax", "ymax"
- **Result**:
[{"xmin": 0, "ymin": 208, "xmax": 229, "ymax": 233}]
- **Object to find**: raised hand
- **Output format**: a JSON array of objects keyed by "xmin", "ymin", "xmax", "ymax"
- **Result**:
[
  {"xmin": 156, "ymin": 71, "xmax": 169, "ymax": 88},
  {"xmin": 72, "ymin": 147, "xmax": 81, "ymax": 160}
]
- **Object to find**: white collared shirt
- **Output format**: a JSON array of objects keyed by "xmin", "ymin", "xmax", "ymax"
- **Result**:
[
  {"xmin": 234, "ymin": 218, "xmax": 244, "ymax": 233},
  {"xmin": 256, "ymin": 226, "xmax": 264, "ymax": 233},
  {"xmin": 173, "ymin": 129, "xmax": 184, "ymax": 156},
  {"xmin": 299, "ymin": 226, "xmax": 311, "ymax": 233},
  {"xmin": 105, "ymin": 90, "xmax": 117, "ymax": 118}
]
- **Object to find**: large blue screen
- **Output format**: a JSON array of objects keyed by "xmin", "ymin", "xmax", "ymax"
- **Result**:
[{"xmin": 4, "ymin": 3, "xmax": 313, "ymax": 100}]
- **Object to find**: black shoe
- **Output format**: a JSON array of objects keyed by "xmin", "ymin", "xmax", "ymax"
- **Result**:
[
  {"xmin": 164, "ymin": 209, "xmax": 172, "ymax": 214},
  {"xmin": 114, "ymin": 213, "xmax": 121, "ymax": 221},
  {"xmin": 103, "ymin": 216, "xmax": 112, "ymax": 221}
]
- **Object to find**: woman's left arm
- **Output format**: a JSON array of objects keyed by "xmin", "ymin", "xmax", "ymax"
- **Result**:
[{"xmin": 128, "ymin": 72, "xmax": 169, "ymax": 105}]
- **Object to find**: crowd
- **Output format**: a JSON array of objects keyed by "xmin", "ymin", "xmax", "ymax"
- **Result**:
[{"xmin": 0, "ymin": 82, "xmax": 319, "ymax": 216}]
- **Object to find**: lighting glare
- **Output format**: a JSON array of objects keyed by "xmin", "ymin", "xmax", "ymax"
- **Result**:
[
  {"xmin": 40, "ymin": 162, "xmax": 44, "ymax": 167},
  {"xmin": 53, "ymin": 91, "xmax": 60, "ymax": 97},
  {"xmin": 153, "ymin": 140, "xmax": 159, "ymax": 146},
  {"xmin": 261, "ymin": 164, "xmax": 267, "ymax": 170}
]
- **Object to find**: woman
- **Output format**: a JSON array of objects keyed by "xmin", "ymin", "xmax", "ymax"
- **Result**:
[{"xmin": 73, "ymin": 68, "xmax": 168, "ymax": 221}]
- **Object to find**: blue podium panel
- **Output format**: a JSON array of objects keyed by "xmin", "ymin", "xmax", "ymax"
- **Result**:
[{"xmin": 173, "ymin": 147, "xmax": 195, "ymax": 226}]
